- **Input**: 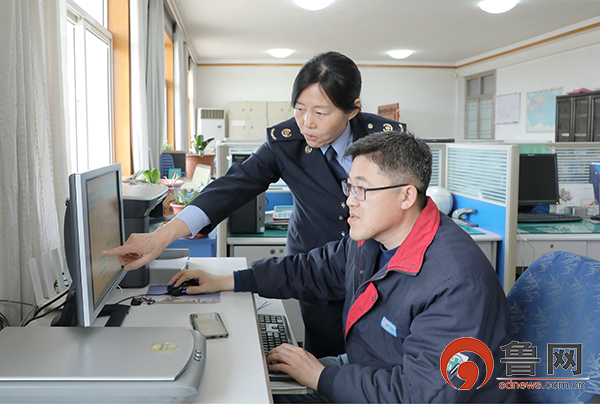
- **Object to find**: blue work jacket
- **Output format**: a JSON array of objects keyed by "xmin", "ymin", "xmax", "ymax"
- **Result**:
[{"xmin": 238, "ymin": 199, "xmax": 514, "ymax": 403}]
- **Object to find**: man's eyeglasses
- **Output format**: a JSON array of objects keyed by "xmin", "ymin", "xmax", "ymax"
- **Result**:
[{"xmin": 341, "ymin": 180, "xmax": 416, "ymax": 201}]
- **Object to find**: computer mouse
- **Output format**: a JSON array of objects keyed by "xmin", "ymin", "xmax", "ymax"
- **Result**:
[{"xmin": 166, "ymin": 279, "xmax": 199, "ymax": 296}]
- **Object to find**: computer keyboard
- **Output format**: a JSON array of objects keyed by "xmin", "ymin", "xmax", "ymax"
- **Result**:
[
  {"xmin": 258, "ymin": 314, "xmax": 295, "ymax": 381},
  {"xmin": 517, "ymin": 212, "xmax": 582, "ymax": 223}
]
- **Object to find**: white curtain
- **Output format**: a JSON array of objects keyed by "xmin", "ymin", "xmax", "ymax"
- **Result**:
[
  {"xmin": 130, "ymin": 0, "xmax": 165, "ymax": 172},
  {"xmin": 0, "ymin": 0, "xmax": 69, "ymax": 325},
  {"xmin": 188, "ymin": 59, "xmax": 197, "ymax": 140},
  {"xmin": 173, "ymin": 25, "xmax": 189, "ymax": 152},
  {"xmin": 146, "ymin": 0, "xmax": 166, "ymax": 170},
  {"xmin": 130, "ymin": 0, "xmax": 150, "ymax": 173}
]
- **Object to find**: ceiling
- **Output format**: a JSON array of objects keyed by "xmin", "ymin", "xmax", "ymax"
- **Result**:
[{"xmin": 173, "ymin": 0, "xmax": 600, "ymax": 66}]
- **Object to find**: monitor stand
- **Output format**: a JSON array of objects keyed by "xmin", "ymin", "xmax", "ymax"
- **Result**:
[
  {"xmin": 51, "ymin": 288, "xmax": 130, "ymax": 327},
  {"xmin": 99, "ymin": 304, "xmax": 130, "ymax": 327}
]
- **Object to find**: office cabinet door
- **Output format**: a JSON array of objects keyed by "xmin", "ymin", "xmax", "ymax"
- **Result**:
[
  {"xmin": 573, "ymin": 96, "xmax": 590, "ymax": 142},
  {"xmin": 555, "ymin": 98, "xmax": 572, "ymax": 142},
  {"xmin": 592, "ymin": 95, "xmax": 600, "ymax": 142},
  {"xmin": 516, "ymin": 240, "xmax": 587, "ymax": 267},
  {"xmin": 231, "ymin": 245, "xmax": 286, "ymax": 263}
]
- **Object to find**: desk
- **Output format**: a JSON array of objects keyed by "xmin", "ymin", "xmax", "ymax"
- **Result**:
[
  {"xmin": 516, "ymin": 220, "xmax": 600, "ymax": 267},
  {"xmin": 31, "ymin": 257, "xmax": 273, "ymax": 404},
  {"xmin": 228, "ymin": 226, "xmax": 502, "ymax": 270},
  {"xmin": 228, "ymin": 229, "xmax": 287, "ymax": 262}
]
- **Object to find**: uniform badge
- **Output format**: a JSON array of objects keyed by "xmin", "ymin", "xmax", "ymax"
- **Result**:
[
  {"xmin": 270, "ymin": 128, "xmax": 277, "ymax": 140},
  {"xmin": 282, "ymin": 128, "xmax": 292, "ymax": 137},
  {"xmin": 383, "ymin": 123, "xmax": 393, "ymax": 132},
  {"xmin": 380, "ymin": 316, "xmax": 397, "ymax": 337},
  {"xmin": 305, "ymin": 146, "xmax": 312, "ymax": 154},
  {"xmin": 367, "ymin": 123, "xmax": 374, "ymax": 129}
]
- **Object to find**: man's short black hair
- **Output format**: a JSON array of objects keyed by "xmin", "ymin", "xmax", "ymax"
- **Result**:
[{"xmin": 345, "ymin": 130, "xmax": 432, "ymax": 208}]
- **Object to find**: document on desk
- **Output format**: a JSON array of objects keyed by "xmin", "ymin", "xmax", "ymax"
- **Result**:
[{"xmin": 146, "ymin": 285, "xmax": 220, "ymax": 304}]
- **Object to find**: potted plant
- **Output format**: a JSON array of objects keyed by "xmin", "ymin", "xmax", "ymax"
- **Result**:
[
  {"xmin": 169, "ymin": 189, "xmax": 206, "ymax": 239},
  {"xmin": 186, "ymin": 134, "xmax": 215, "ymax": 179},
  {"xmin": 170, "ymin": 189, "xmax": 200, "ymax": 215},
  {"xmin": 133, "ymin": 168, "xmax": 161, "ymax": 184}
]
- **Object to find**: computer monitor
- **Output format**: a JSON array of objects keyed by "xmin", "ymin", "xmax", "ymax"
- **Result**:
[
  {"xmin": 52, "ymin": 164, "xmax": 128, "ymax": 327},
  {"xmin": 518, "ymin": 153, "xmax": 560, "ymax": 211}
]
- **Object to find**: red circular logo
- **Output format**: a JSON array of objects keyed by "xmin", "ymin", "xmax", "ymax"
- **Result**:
[{"xmin": 440, "ymin": 337, "xmax": 494, "ymax": 390}]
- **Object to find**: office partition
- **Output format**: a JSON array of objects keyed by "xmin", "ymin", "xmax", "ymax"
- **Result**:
[
  {"xmin": 547, "ymin": 143, "xmax": 600, "ymax": 184},
  {"xmin": 428, "ymin": 143, "xmax": 446, "ymax": 188},
  {"xmin": 445, "ymin": 143, "xmax": 520, "ymax": 292}
]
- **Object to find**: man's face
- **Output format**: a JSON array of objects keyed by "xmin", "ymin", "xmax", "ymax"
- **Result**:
[
  {"xmin": 346, "ymin": 156, "xmax": 405, "ymax": 246},
  {"xmin": 294, "ymin": 83, "xmax": 358, "ymax": 149}
]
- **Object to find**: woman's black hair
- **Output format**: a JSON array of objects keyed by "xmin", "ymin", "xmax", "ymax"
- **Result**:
[{"xmin": 291, "ymin": 51, "xmax": 362, "ymax": 114}]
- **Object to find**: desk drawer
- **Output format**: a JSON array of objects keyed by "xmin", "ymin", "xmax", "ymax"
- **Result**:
[
  {"xmin": 231, "ymin": 245, "xmax": 286, "ymax": 263},
  {"xmin": 516, "ymin": 240, "xmax": 587, "ymax": 267}
]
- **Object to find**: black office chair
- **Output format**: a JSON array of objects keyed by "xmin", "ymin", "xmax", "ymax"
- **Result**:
[{"xmin": 506, "ymin": 251, "xmax": 600, "ymax": 403}]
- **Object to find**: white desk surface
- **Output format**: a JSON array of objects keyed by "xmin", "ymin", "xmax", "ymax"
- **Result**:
[
  {"xmin": 123, "ymin": 257, "xmax": 272, "ymax": 404},
  {"xmin": 30, "ymin": 257, "xmax": 273, "ymax": 404}
]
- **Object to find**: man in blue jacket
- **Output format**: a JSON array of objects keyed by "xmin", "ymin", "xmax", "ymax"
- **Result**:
[{"xmin": 171, "ymin": 130, "xmax": 514, "ymax": 403}]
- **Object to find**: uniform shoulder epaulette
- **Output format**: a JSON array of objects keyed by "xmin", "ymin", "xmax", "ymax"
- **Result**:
[
  {"xmin": 267, "ymin": 118, "xmax": 304, "ymax": 142},
  {"xmin": 361, "ymin": 114, "xmax": 406, "ymax": 134}
]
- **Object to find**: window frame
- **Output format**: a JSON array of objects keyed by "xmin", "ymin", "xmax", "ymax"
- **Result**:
[
  {"xmin": 465, "ymin": 71, "xmax": 496, "ymax": 140},
  {"xmin": 66, "ymin": 0, "xmax": 114, "ymax": 172}
]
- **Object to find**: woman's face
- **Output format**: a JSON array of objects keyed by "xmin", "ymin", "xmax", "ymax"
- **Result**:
[{"xmin": 294, "ymin": 83, "xmax": 359, "ymax": 149}]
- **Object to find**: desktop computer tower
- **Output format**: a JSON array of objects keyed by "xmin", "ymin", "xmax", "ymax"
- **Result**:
[{"xmin": 229, "ymin": 193, "xmax": 266, "ymax": 234}]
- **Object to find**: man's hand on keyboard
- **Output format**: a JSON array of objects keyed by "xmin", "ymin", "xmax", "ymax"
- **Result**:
[
  {"xmin": 168, "ymin": 269, "xmax": 234, "ymax": 294},
  {"xmin": 266, "ymin": 343, "xmax": 324, "ymax": 390}
]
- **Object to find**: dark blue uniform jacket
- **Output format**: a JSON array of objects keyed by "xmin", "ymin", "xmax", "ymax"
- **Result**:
[
  {"xmin": 190, "ymin": 112, "xmax": 405, "ymax": 357},
  {"xmin": 238, "ymin": 199, "xmax": 515, "ymax": 403}
]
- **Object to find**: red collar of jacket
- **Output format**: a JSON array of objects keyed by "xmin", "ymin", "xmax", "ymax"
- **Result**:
[
  {"xmin": 345, "ymin": 198, "xmax": 440, "ymax": 338},
  {"xmin": 358, "ymin": 196, "xmax": 440, "ymax": 276}
]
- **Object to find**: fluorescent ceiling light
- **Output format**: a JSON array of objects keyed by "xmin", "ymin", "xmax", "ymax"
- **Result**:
[
  {"xmin": 387, "ymin": 50, "xmax": 413, "ymax": 60},
  {"xmin": 479, "ymin": 0, "xmax": 518, "ymax": 14},
  {"xmin": 294, "ymin": 0, "xmax": 333, "ymax": 11},
  {"xmin": 267, "ymin": 49, "xmax": 294, "ymax": 58}
]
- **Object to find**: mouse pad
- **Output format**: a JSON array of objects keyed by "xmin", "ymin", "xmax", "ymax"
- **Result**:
[{"xmin": 146, "ymin": 284, "xmax": 220, "ymax": 304}]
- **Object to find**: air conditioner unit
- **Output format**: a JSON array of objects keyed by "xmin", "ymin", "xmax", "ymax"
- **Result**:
[{"xmin": 196, "ymin": 108, "xmax": 225, "ymax": 143}]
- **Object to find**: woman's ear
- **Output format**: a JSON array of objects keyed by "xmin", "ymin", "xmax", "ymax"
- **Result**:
[{"xmin": 347, "ymin": 98, "xmax": 361, "ymax": 120}]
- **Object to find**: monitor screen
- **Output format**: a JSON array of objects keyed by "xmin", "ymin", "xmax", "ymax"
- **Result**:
[
  {"xmin": 53, "ymin": 164, "xmax": 127, "ymax": 327},
  {"xmin": 518, "ymin": 153, "xmax": 560, "ymax": 209}
]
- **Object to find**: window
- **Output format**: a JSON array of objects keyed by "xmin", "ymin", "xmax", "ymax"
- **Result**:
[
  {"xmin": 66, "ymin": 0, "xmax": 113, "ymax": 173},
  {"xmin": 465, "ymin": 72, "xmax": 495, "ymax": 140}
]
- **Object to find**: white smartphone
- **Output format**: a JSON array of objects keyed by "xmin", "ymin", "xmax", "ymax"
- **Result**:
[{"xmin": 190, "ymin": 312, "xmax": 229, "ymax": 339}]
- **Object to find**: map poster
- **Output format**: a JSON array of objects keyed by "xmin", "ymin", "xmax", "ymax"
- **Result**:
[{"xmin": 526, "ymin": 88, "xmax": 562, "ymax": 133}]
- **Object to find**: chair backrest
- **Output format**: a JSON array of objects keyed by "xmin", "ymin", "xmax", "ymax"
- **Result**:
[
  {"xmin": 506, "ymin": 251, "xmax": 600, "ymax": 403},
  {"xmin": 160, "ymin": 153, "xmax": 175, "ymax": 178}
]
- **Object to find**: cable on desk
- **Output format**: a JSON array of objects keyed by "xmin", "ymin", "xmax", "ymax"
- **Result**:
[
  {"xmin": 20, "ymin": 289, "xmax": 71, "ymax": 326},
  {"xmin": 0, "ymin": 312, "xmax": 9, "ymax": 330},
  {"xmin": 0, "ymin": 299, "xmax": 37, "ymax": 329},
  {"xmin": 0, "ymin": 299, "xmax": 35, "ymax": 307},
  {"xmin": 113, "ymin": 293, "xmax": 167, "ymax": 306}
]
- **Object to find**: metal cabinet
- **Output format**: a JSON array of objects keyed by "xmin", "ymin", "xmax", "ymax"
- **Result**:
[{"xmin": 556, "ymin": 90, "xmax": 600, "ymax": 142}]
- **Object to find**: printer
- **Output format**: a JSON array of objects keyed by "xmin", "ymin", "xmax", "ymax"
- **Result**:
[{"xmin": 121, "ymin": 182, "xmax": 168, "ymax": 288}]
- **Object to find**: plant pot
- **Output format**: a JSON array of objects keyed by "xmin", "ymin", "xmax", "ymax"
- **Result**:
[
  {"xmin": 158, "ymin": 178, "xmax": 184, "ymax": 194},
  {"xmin": 170, "ymin": 202, "xmax": 186, "ymax": 215},
  {"xmin": 186, "ymin": 153, "xmax": 215, "ymax": 179}
]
